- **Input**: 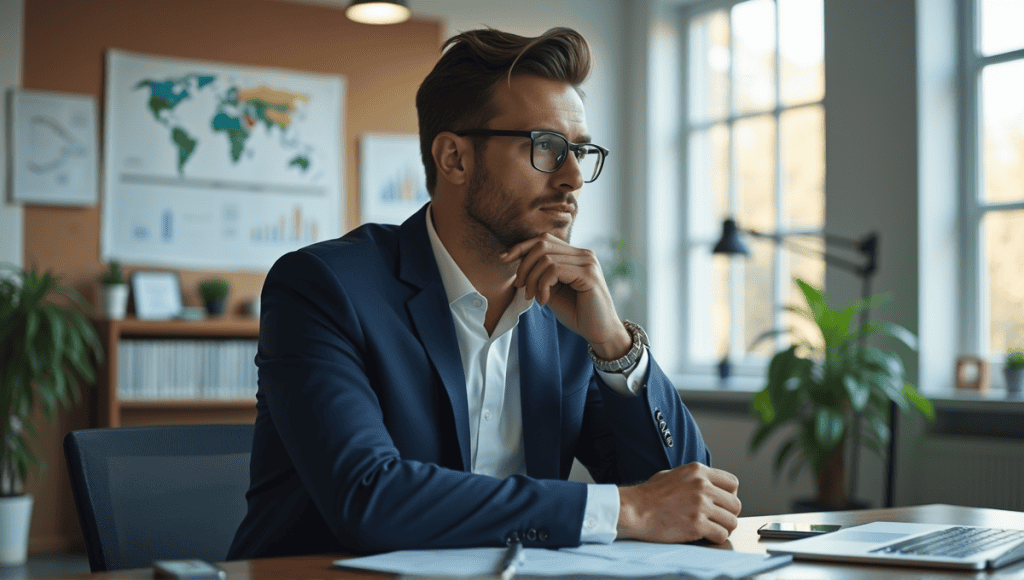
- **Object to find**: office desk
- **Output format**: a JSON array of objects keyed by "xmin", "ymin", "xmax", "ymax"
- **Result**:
[{"xmin": 61, "ymin": 504, "xmax": 1024, "ymax": 580}]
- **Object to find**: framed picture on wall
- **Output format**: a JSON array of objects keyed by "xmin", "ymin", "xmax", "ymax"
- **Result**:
[
  {"xmin": 359, "ymin": 134, "xmax": 429, "ymax": 225},
  {"xmin": 131, "ymin": 271, "xmax": 183, "ymax": 320},
  {"xmin": 9, "ymin": 89, "xmax": 99, "ymax": 206}
]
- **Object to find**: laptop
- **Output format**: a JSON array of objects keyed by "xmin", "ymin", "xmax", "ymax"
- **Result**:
[{"xmin": 766, "ymin": 521, "xmax": 1024, "ymax": 571}]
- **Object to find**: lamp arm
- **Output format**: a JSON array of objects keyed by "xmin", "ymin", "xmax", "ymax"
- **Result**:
[{"xmin": 747, "ymin": 228, "xmax": 878, "ymax": 277}]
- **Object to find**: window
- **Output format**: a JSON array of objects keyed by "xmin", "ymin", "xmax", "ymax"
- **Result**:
[
  {"xmin": 683, "ymin": 0, "xmax": 825, "ymax": 373},
  {"xmin": 962, "ymin": 0, "xmax": 1024, "ymax": 359}
]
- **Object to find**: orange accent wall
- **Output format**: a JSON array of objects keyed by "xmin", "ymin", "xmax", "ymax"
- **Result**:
[{"xmin": 21, "ymin": 0, "xmax": 442, "ymax": 552}]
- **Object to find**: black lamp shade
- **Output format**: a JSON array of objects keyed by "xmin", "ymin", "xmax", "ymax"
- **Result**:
[{"xmin": 712, "ymin": 218, "xmax": 750, "ymax": 256}]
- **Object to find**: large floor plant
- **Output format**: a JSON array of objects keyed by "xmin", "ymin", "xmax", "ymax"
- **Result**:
[
  {"xmin": 749, "ymin": 279, "xmax": 934, "ymax": 507},
  {"xmin": 1, "ymin": 264, "xmax": 103, "ymax": 497}
]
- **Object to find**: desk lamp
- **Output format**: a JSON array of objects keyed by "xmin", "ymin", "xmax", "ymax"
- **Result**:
[{"xmin": 712, "ymin": 218, "xmax": 898, "ymax": 508}]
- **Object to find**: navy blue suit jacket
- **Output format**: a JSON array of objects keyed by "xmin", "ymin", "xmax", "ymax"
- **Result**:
[{"xmin": 227, "ymin": 204, "xmax": 710, "ymax": 559}]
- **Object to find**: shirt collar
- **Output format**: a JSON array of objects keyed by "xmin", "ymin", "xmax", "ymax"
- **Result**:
[{"xmin": 425, "ymin": 205, "xmax": 534, "ymax": 317}]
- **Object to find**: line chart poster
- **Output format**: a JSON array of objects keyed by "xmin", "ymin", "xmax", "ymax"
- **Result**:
[{"xmin": 102, "ymin": 49, "xmax": 344, "ymax": 271}]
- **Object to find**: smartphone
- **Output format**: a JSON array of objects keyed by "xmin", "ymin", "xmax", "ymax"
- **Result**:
[
  {"xmin": 153, "ymin": 560, "xmax": 227, "ymax": 580},
  {"xmin": 757, "ymin": 522, "xmax": 843, "ymax": 539}
]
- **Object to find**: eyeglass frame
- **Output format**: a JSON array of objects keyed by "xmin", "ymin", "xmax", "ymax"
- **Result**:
[{"xmin": 453, "ymin": 129, "xmax": 610, "ymax": 183}]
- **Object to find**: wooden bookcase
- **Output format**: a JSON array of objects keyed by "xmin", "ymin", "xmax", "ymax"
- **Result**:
[{"xmin": 94, "ymin": 317, "xmax": 260, "ymax": 427}]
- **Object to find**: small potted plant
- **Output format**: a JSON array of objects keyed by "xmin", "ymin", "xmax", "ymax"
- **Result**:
[
  {"xmin": 98, "ymin": 261, "xmax": 129, "ymax": 320},
  {"xmin": 1006, "ymin": 350, "xmax": 1024, "ymax": 394},
  {"xmin": 1, "ymin": 264, "xmax": 103, "ymax": 565},
  {"xmin": 199, "ymin": 277, "xmax": 231, "ymax": 316}
]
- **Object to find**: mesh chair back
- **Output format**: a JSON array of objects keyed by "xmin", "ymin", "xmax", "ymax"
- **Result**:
[{"xmin": 63, "ymin": 424, "xmax": 254, "ymax": 572}]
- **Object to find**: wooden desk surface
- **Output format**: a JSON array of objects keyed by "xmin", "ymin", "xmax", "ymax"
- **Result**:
[{"xmin": 62, "ymin": 504, "xmax": 1024, "ymax": 580}]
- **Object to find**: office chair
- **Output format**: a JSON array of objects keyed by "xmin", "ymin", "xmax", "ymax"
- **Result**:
[{"xmin": 63, "ymin": 424, "xmax": 254, "ymax": 572}]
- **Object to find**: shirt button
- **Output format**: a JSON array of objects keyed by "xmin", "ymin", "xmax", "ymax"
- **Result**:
[
  {"xmin": 584, "ymin": 517, "xmax": 597, "ymax": 529},
  {"xmin": 473, "ymin": 298, "xmax": 483, "ymax": 308},
  {"xmin": 483, "ymin": 410, "xmax": 492, "ymax": 420}
]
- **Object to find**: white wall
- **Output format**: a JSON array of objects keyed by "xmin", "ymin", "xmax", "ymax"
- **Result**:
[{"xmin": 0, "ymin": 0, "xmax": 24, "ymax": 267}]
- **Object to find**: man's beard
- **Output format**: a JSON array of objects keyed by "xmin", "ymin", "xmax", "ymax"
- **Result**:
[{"xmin": 463, "ymin": 159, "xmax": 576, "ymax": 258}]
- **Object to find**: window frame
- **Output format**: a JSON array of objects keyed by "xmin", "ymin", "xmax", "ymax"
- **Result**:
[
  {"xmin": 679, "ymin": 0, "xmax": 826, "ymax": 377},
  {"xmin": 959, "ymin": 0, "xmax": 1024, "ymax": 362}
]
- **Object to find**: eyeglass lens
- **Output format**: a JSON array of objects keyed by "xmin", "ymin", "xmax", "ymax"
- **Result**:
[{"xmin": 531, "ymin": 133, "xmax": 604, "ymax": 183}]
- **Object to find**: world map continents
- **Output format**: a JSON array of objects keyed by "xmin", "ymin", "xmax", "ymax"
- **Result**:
[{"xmin": 135, "ymin": 74, "xmax": 313, "ymax": 174}]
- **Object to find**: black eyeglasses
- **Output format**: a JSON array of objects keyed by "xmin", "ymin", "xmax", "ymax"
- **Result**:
[{"xmin": 454, "ymin": 129, "xmax": 609, "ymax": 183}]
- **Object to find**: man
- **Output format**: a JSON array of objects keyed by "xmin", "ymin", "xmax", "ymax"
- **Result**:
[{"xmin": 228, "ymin": 26, "xmax": 740, "ymax": 560}]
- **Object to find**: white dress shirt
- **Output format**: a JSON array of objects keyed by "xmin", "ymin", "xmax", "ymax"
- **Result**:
[{"xmin": 425, "ymin": 206, "xmax": 650, "ymax": 543}]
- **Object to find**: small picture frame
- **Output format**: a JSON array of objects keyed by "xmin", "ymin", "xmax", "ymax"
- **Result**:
[{"xmin": 131, "ymin": 271, "xmax": 183, "ymax": 320}]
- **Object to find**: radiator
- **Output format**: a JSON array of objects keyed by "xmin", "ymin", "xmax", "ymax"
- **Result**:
[{"xmin": 911, "ymin": 435, "xmax": 1024, "ymax": 511}]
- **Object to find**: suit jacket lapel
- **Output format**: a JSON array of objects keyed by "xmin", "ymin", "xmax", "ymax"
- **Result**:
[
  {"xmin": 518, "ymin": 307, "xmax": 562, "ymax": 479},
  {"xmin": 399, "ymin": 205, "xmax": 472, "ymax": 472}
]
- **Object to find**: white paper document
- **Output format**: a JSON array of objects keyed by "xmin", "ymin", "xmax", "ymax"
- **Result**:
[{"xmin": 335, "ymin": 541, "xmax": 792, "ymax": 580}]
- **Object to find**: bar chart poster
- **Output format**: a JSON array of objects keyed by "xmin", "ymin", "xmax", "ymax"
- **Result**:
[{"xmin": 102, "ymin": 49, "xmax": 344, "ymax": 271}]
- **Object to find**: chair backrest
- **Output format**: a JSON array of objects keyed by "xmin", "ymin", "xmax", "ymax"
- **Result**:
[{"xmin": 63, "ymin": 424, "xmax": 254, "ymax": 572}]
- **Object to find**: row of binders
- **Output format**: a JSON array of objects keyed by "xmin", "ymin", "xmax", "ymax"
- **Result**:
[{"xmin": 117, "ymin": 339, "xmax": 258, "ymax": 400}]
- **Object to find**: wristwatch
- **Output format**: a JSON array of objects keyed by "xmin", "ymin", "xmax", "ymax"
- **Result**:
[{"xmin": 588, "ymin": 320, "xmax": 649, "ymax": 373}]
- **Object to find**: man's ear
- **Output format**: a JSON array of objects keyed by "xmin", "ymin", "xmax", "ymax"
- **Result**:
[{"xmin": 432, "ymin": 132, "xmax": 472, "ymax": 187}]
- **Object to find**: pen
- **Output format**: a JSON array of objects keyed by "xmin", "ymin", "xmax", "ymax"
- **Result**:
[{"xmin": 497, "ymin": 539, "xmax": 525, "ymax": 580}]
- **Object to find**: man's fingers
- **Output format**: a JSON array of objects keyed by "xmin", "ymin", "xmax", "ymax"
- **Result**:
[{"xmin": 707, "ymin": 467, "xmax": 740, "ymax": 494}]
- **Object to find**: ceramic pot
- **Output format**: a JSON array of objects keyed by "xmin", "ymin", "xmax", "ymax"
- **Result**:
[
  {"xmin": 1006, "ymin": 367, "xmax": 1023, "ymax": 394},
  {"xmin": 204, "ymin": 299, "xmax": 226, "ymax": 316},
  {"xmin": 0, "ymin": 494, "xmax": 33, "ymax": 566},
  {"xmin": 101, "ymin": 283, "xmax": 129, "ymax": 320}
]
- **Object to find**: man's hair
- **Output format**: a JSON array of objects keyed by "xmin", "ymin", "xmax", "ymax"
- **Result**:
[{"xmin": 415, "ymin": 27, "xmax": 592, "ymax": 195}]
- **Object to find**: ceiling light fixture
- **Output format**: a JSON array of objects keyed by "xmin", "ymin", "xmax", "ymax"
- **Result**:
[{"xmin": 346, "ymin": 0, "xmax": 411, "ymax": 25}]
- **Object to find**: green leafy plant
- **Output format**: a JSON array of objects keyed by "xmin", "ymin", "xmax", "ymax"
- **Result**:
[
  {"xmin": 1006, "ymin": 350, "xmax": 1024, "ymax": 369},
  {"xmin": 749, "ymin": 279, "xmax": 934, "ymax": 506},
  {"xmin": 98, "ymin": 261, "xmax": 125, "ymax": 286},
  {"xmin": 198, "ymin": 277, "xmax": 230, "ymax": 303},
  {"xmin": 0, "ymin": 264, "xmax": 103, "ymax": 496}
]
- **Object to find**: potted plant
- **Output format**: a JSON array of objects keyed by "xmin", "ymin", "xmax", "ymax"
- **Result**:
[
  {"xmin": 198, "ymin": 277, "xmax": 230, "ymax": 316},
  {"xmin": 1005, "ymin": 350, "xmax": 1024, "ymax": 394},
  {"xmin": 98, "ymin": 261, "xmax": 129, "ymax": 320},
  {"xmin": 0, "ymin": 264, "xmax": 103, "ymax": 565},
  {"xmin": 748, "ymin": 279, "xmax": 934, "ymax": 510}
]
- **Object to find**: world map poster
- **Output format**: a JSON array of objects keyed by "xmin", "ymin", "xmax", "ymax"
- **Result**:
[{"xmin": 103, "ymin": 49, "xmax": 344, "ymax": 270}]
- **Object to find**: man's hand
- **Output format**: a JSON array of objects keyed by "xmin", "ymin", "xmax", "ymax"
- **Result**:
[
  {"xmin": 499, "ymin": 234, "xmax": 629, "ymax": 360},
  {"xmin": 617, "ymin": 463, "xmax": 741, "ymax": 545}
]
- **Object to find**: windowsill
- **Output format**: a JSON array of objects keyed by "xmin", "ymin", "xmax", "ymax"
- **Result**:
[
  {"xmin": 670, "ymin": 374, "xmax": 762, "ymax": 406},
  {"xmin": 670, "ymin": 374, "xmax": 1024, "ymax": 413}
]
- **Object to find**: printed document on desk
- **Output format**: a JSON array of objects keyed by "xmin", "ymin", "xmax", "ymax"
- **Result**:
[{"xmin": 335, "ymin": 540, "xmax": 792, "ymax": 580}]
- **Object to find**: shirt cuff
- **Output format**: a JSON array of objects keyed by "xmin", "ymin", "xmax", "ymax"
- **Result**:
[
  {"xmin": 595, "ymin": 347, "xmax": 649, "ymax": 397},
  {"xmin": 580, "ymin": 483, "xmax": 620, "ymax": 543}
]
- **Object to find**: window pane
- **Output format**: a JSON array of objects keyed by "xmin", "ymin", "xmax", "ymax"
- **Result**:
[
  {"xmin": 732, "ymin": 0, "xmax": 776, "ymax": 114},
  {"xmin": 980, "ymin": 0, "xmax": 1024, "ymax": 56},
  {"xmin": 744, "ymin": 241, "xmax": 774, "ymax": 357},
  {"xmin": 984, "ymin": 210, "xmax": 1024, "ymax": 355},
  {"xmin": 781, "ymin": 105, "xmax": 825, "ymax": 229},
  {"xmin": 981, "ymin": 60, "xmax": 1024, "ymax": 203},
  {"xmin": 689, "ymin": 10, "xmax": 730, "ymax": 124},
  {"xmin": 688, "ymin": 246, "xmax": 732, "ymax": 363},
  {"xmin": 735, "ymin": 115, "xmax": 776, "ymax": 232},
  {"xmin": 787, "ymin": 237, "xmax": 826, "ymax": 349},
  {"xmin": 778, "ymin": 0, "xmax": 824, "ymax": 105},
  {"xmin": 688, "ymin": 124, "xmax": 730, "ymax": 239}
]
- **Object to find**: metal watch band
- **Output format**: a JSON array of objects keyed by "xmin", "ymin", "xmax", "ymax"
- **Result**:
[{"xmin": 588, "ymin": 320, "xmax": 650, "ymax": 373}]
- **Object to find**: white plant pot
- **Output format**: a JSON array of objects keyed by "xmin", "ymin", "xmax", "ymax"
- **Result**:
[
  {"xmin": 0, "ymin": 494, "xmax": 33, "ymax": 567},
  {"xmin": 101, "ymin": 283, "xmax": 129, "ymax": 320}
]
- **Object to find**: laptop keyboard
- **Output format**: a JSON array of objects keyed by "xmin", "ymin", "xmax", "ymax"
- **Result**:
[{"xmin": 871, "ymin": 527, "xmax": 1024, "ymax": 559}]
